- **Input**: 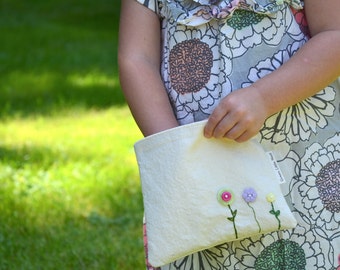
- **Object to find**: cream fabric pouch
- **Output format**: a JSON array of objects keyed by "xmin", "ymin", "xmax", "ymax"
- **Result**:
[{"xmin": 134, "ymin": 120, "xmax": 297, "ymax": 267}]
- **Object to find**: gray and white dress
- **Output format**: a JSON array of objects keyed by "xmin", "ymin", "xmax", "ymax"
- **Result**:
[{"xmin": 134, "ymin": 0, "xmax": 340, "ymax": 269}]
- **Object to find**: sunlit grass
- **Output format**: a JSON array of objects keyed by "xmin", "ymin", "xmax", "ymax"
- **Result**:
[
  {"xmin": 68, "ymin": 72, "xmax": 118, "ymax": 88},
  {"xmin": 0, "ymin": 108, "xmax": 144, "ymax": 269},
  {"xmin": 0, "ymin": 0, "xmax": 149, "ymax": 269}
]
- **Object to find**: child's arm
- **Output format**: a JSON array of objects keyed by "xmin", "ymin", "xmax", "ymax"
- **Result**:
[
  {"xmin": 119, "ymin": 0, "xmax": 178, "ymax": 136},
  {"xmin": 204, "ymin": 0, "xmax": 340, "ymax": 142}
]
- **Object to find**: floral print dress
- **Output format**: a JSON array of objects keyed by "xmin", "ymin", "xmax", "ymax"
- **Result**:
[{"xmin": 135, "ymin": 0, "xmax": 340, "ymax": 269}]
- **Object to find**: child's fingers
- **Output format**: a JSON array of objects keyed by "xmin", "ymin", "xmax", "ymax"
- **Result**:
[{"xmin": 203, "ymin": 105, "xmax": 228, "ymax": 138}]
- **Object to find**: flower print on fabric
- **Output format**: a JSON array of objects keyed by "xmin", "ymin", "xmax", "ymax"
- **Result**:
[
  {"xmin": 186, "ymin": 0, "xmax": 254, "ymax": 24},
  {"xmin": 137, "ymin": 0, "xmax": 340, "ymax": 269},
  {"xmin": 169, "ymin": 39, "xmax": 213, "ymax": 95},
  {"xmin": 161, "ymin": 244, "xmax": 231, "ymax": 270},
  {"xmin": 158, "ymin": 0, "xmax": 304, "ymax": 27},
  {"xmin": 242, "ymin": 41, "xmax": 336, "ymax": 145},
  {"xmin": 290, "ymin": 7, "xmax": 310, "ymax": 37},
  {"xmin": 221, "ymin": 7, "xmax": 288, "ymax": 58},
  {"xmin": 219, "ymin": 2, "xmax": 307, "ymax": 59},
  {"xmin": 227, "ymin": 224, "xmax": 325, "ymax": 269},
  {"xmin": 262, "ymin": 86, "xmax": 336, "ymax": 144},
  {"xmin": 292, "ymin": 133, "xmax": 340, "ymax": 234},
  {"xmin": 316, "ymin": 159, "xmax": 340, "ymax": 214},
  {"xmin": 255, "ymin": 240, "xmax": 305, "ymax": 269},
  {"xmin": 162, "ymin": 24, "xmax": 231, "ymax": 124}
]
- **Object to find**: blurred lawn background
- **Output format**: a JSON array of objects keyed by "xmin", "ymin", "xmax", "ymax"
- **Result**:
[{"xmin": 0, "ymin": 0, "xmax": 145, "ymax": 269}]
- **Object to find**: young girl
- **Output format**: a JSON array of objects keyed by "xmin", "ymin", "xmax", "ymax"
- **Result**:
[{"xmin": 119, "ymin": 0, "xmax": 340, "ymax": 269}]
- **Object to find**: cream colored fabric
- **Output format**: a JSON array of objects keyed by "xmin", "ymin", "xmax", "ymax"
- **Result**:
[{"xmin": 134, "ymin": 120, "xmax": 297, "ymax": 267}]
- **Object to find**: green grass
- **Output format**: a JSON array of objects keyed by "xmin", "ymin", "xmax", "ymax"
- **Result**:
[{"xmin": 0, "ymin": 0, "xmax": 146, "ymax": 269}]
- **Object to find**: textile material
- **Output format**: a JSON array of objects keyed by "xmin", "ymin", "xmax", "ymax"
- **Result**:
[
  {"xmin": 134, "ymin": 0, "xmax": 340, "ymax": 269},
  {"xmin": 135, "ymin": 121, "xmax": 297, "ymax": 267}
]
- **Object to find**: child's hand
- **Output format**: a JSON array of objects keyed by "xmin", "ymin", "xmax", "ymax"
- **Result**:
[{"xmin": 204, "ymin": 86, "xmax": 269, "ymax": 142}]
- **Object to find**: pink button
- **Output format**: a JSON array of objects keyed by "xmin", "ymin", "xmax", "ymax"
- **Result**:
[{"xmin": 221, "ymin": 191, "xmax": 232, "ymax": 202}]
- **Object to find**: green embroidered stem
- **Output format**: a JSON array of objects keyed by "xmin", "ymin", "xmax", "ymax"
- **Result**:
[
  {"xmin": 269, "ymin": 202, "xmax": 281, "ymax": 230},
  {"xmin": 227, "ymin": 205, "xmax": 238, "ymax": 239},
  {"xmin": 247, "ymin": 202, "xmax": 261, "ymax": 233}
]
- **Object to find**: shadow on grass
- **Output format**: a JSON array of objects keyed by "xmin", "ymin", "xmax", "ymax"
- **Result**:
[
  {"xmin": 0, "ymin": 0, "xmax": 125, "ymax": 119},
  {"xmin": 0, "ymin": 72, "xmax": 125, "ymax": 119},
  {"xmin": 0, "ymin": 1, "xmax": 148, "ymax": 268}
]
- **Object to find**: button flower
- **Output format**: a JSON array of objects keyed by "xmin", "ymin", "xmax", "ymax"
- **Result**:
[
  {"xmin": 242, "ymin": 187, "xmax": 261, "ymax": 233},
  {"xmin": 218, "ymin": 189, "xmax": 234, "ymax": 206},
  {"xmin": 217, "ymin": 188, "xmax": 238, "ymax": 238},
  {"xmin": 266, "ymin": 192, "xmax": 276, "ymax": 203},
  {"xmin": 266, "ymin": 192, "xmax": 282, "ymax": 230},
  {"xmin": 242, "ymin": 187, "xmax": 257, "ymax": 203}
]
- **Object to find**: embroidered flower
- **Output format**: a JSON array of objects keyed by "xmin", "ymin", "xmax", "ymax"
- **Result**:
[
  {"xmin": 217, "ymin": 188, "xmax": 238, "ymax": 238},
  {"xmin": 242, "ymin": 188, "xmax": 261, "ymax": 232},
  {"xmin": 266, "ymin": 193, "xmax": 282, "ymax": 230}
]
